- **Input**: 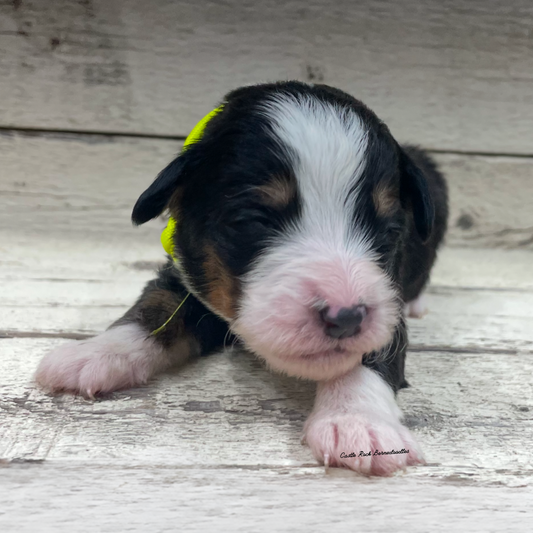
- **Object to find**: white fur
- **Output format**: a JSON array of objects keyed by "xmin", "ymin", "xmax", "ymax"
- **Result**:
[
  {"xmin": 35, "ymin": 324, "xmax": 194, "ymax": 397},
  {"xmin": 303, "ymin": 365, "xmax": 425, "ymax": 475},
  {"xmin": 261, "ymin": 93, "xmax": 370, "ymax": 252},
  {"xmin": 232, "ymin": 94, "xmax": 399, "ymax": 380}
]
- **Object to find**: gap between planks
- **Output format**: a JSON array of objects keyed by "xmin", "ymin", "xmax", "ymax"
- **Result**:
[
  {"xmin": 3, "ymin": 126, "xmax": 533, "ymax": 159},
  {"xmin": 0, "ymin": 331, "xmax": 530, "ymax": 357}
]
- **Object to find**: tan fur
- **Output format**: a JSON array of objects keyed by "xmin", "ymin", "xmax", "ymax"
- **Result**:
[
  {"xmin": 256, "ymin": 175, "xmax": 296, "ymax": 208},
  {"xmin": 203, "ymin": 245, "xmax": 240, "ymax": 319},
  {"xmin": 373, "ymin": 183, "xmax": 399, "ymax": 217}
]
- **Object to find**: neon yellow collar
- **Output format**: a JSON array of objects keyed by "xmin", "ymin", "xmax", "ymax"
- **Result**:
[{"xmin": 160, "ymin": 106, "xmax": 223, "ymax": 259}]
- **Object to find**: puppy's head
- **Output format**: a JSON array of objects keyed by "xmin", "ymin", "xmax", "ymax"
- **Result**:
[{"xmin": 133, "ymin": 82, "xmax": 434, "ymax": 381}]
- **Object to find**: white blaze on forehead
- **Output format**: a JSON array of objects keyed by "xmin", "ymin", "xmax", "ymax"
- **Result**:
[
  {"xmin": 233, "ymin": 94, "xmax": 398, "ymax": 379},
  {"xmin": 260, "ymin": 93, "xmax": 371, "ymax": 254}
]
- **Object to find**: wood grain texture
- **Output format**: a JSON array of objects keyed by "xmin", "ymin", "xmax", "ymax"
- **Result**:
[
  {"xmin": 2, "ymin": 338, "xmax": 533, "ymax": 483},
  {"xmin": 440, "ymin": 153, "xmax": 533, "ymax": 249},
  {"xmin": 1, "ymin": 462, "xmax": 532, "ymax": 533},
  {"xmin": 1, "ymin": 0, "xmax": 532, "ymax": 153},
  {"xmin": 0, "ymin": 131, "xmax": 176, "ymax": 243},
  {"xmin": 1, "ymin": 132, "xmax": 533, "ymax": 249}
]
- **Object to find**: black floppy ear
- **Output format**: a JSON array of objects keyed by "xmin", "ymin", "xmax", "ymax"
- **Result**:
[
  {"xmin": 399, "ymin": 148, "xmax": 435, "ymax": 242},
  {"xmin": 132, "ymin": 155, "xmax": 187, "ymax": 225}
]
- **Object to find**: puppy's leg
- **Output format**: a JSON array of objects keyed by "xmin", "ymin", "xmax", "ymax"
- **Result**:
[
  {"xmin": 303, "ymin": 323, "xmax": 424, "ymax": 476},
  {"xmin": 35, "ymin": 261, "xmax": 229, "ymax": 397},
  {"xmin": 405, "ymin": 294, "xmax": 428, "ymax": 319}
]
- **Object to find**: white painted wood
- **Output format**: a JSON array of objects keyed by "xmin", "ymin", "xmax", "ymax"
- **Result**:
[
  {"xmin": 431, "ymin": 248, "xmax": 533, "ymax": 290},
  {"xmin": 1, "ymin": 0, "xmax": 532, "ymax": 153},
  {"xmin": 0, "ymin": 132, "xmax": 176, "ymax": 244},
  {"xmin": 2, "ymin": 338, "xmax": 533, "ymax": 482},
  {"xmin": 1, "ymin": 462, "xmax": 531, "ymax": 533},
  {"xmin": 1, "ymin": 133, "xmax": 533, "ymax": 250},
  {"xmin": 438, "ymin": 153, "xmax": 533, "ymax": 249}
]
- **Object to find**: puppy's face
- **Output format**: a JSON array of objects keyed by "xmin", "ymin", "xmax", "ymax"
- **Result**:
[{"xmin": 133, "ymin": 82, "xmax": 434, "ymax": 380}]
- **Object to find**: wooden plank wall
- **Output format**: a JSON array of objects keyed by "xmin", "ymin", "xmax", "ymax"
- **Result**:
[
  {"xmin": 1, "ymin": 0, "xmax": 532, "ymax": 249},
  {"xmin": 0, "ymin": 0, "xmax": 532, "ymax": 152}
]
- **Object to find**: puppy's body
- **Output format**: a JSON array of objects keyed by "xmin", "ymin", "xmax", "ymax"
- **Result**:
[{"xmin": 36, "ymin": 82, "xmax": 448, "ymax": 475}]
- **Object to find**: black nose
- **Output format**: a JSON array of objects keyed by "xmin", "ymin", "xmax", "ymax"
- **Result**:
[{"xmin": 320, "ymin": 305, "xmax": 368, "ymax": 339}]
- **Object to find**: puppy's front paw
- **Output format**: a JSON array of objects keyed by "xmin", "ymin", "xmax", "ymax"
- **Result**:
[
  {"xmin": 304, "ymin": 412, "xmax": 425, "ymax": 476},
  {"xmin": 35, "ymin": 324, "xmax": 164, "ymax": 397}
]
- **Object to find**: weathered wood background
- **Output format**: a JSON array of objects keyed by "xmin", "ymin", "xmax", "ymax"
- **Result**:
[
  {"xmin": 1, "ymin": 0, "xmax": 533, "ymax": 530},
  {"xmin": 1, "ymin": 0, "xmax": 533, "ymax": 154}
]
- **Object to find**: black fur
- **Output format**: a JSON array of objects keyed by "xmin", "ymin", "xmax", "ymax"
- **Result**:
[
  {"xmin": 132, "ymin": 157, "xmax": 187, "ymax": 226},
  {"xmin": 113, "ymin": 258, "xmax": 230, "ymax": 354},
  {"xmin": 127, "ymin": 81, "xmax": 448, "ymax": 392}
]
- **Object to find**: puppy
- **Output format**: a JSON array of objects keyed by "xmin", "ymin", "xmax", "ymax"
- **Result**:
[{"xmin": 35, "ymin": 81, "xmax": 448, "ymax": 476}]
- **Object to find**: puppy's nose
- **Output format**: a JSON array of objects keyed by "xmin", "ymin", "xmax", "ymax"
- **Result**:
[{"xmin": 320, "ymin": 305, "xmax": 368, "ymax": 339}]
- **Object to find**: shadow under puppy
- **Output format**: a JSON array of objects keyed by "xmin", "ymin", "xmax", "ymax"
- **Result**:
[{"xmin": 36, "ymin": 81, "xmax": 448, "ymax": 476}]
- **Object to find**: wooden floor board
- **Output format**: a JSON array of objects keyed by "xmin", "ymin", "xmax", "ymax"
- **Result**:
[
  {"xmin": 2, "ymin": 337, "xmax": 532, "ymax": 484},
  {"xmin": 1, "ymin": 462, "xmax": 533, "ymax": 533}
]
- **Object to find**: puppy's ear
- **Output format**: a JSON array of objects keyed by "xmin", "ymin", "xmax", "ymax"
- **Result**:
[
  {"xmin": 399, "ymin": 147, "xmax": 435, "ymax": 243},
  {"xmin": 132, "ymin": 155, "xmax": 188, "ymax": 225}
]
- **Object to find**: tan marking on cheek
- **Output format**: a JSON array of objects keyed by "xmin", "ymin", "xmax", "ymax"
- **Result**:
[
  {"xmin": 256, "ymin": 175, "xmax": 296, "ymax": 208},
  {"xmin": 373, "ymin": 184, "xmax": 400, "ymax": 217},
  {"xmin": 203, "ymin": 246, "xmax": 240, "ymax": 319}
]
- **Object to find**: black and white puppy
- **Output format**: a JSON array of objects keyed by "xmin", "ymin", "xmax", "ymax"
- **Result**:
[{"xmin": 36, "ymin": 81, "xmax": 448, "ymax": 476}]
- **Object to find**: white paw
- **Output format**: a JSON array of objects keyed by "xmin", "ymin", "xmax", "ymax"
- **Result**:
[
  {"xmin": 34, "ymin": 324, "xmax": 166, "ymax": 397},
  {"xmin": 405, "ymin": 295, "xmax": 427, "ymax": 319},
  {"xmin": 304, "ymin": 412, "xmax": 425, "ymax": 476}
]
